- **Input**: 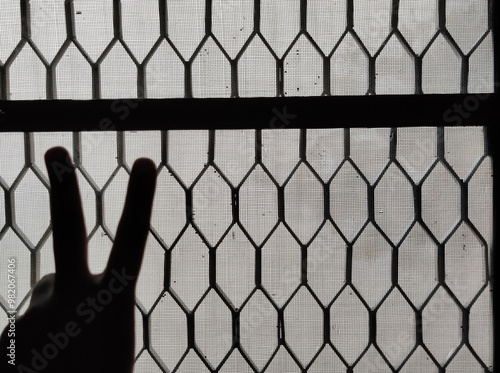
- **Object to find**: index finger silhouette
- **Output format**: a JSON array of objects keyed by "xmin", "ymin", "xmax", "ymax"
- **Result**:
[
  {"xmin": 104, "ymin": 158, "xmax": 156, "ymax": 290},
  {"xmin": 45, "ymin": 147, "xmax": 89, "ymax": 288}
]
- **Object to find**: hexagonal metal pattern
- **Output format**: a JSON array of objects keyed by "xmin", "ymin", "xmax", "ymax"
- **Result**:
[
  {"xmin": 239, "ymin": 165, "xmax": 278, "ymax": 245},
  {"xmin": 374, "ymin": 163, "xmax": 414, "ymax": 244},
  {"xmin": 307, "ymin": 0, "xmax": 346, "ymax": 54},
  {"xmin": 216, "ymin": 226, "xmax": 254, "ymax": 309},
  {"xmin": 375, "ymin": 35, "xmax": 415, "ymax": 95},
  {"xmin": 170, "ymin": 226, "xmax": 209, "ymax": 311},
  {"xmin": 330, "ymin": 286, "xmax": 369, "ymax": 365},
  {"xmin": 283, "ymin": 36, "xmax": 323, "ymax": 97},
  {"xmin": 30, "ymin": 0, "xmax": 66, "ymax": 63},
  {"xmin": 260, "ymin": 0, "xmax": 300, "ymax": 58},
  {"xmin": 398, "ymin": 223, "xmax": 438, "ymax": 308},
  {"xmin": 73, "ymin": 0, "xmax": 114, "ymax": 62},
  {"xmin": 13, "ymin": 169, "xmax": 50, "ymax": 245},
  {"xmin": 329, "ymin": 160, "xmax": 368, "ymax": 241},
  {"xmin": 284, "ymin": 287, "xmax": 323, "ymax": 365},
  {"xmin": 194, "ymin": 290, "xmax": 232, "ymax": 368},
  {"xmin": 0, "ymin": 127, "xmax": 493, "ymax": 372},
  {"xmin": 240, "ymin": 290, "xmax": 277, "ymax": 370},
  {"xmin": 307, "ymin": 222, "xmax": 346, "ymax": 306},
  {"xmin": 149, "ymin": 292, "xmax": 188, "ymax": 371},
  {"xmin": 192, "ymin": 166, "xmax": 232, "ymax": 245},
  {"xmin": 446, "ymin": 0, "xmax": 489, "ymax": 54},
  {"xmin": 352, "ymin": 223, "xmax": 392, "ymax": 309},
  {"xmin": 399, "ymin": 0, "xmax": 439, "ymax": 54},
  {"xmin": 445, "ymin": 222, "xmax": 486, "ymax": 307},
  {"xmin": 422, "ymin": 161, "xmax": 461, "ymax": 242},
  {"xmin": 121, "ymin": 0, "xmax": 160, "ymax": 62},
  {"xmin": 261, "ymin": 224, "xmax": 301, "ymax": 308},
  {"xmin": 0, "ymin": 1, "xmax": 492, "ymax": 99},
  {"xmin": 353, "ymin": 0, "xmax": 392, "ymax": 56},
  {"xmin": 55, "ymin": 43, "xmax": 93, "ymax": 99},
  {"xmin": 284, "ymin": 163, "xmax": 323, "ymax": 244},
  {"xmin": 422, "ymin": 287, "xmax": 462, "ymax": 365},
  {"xmin": 422, "ymin": 34, "xmax": 462, "ymax": 94},
  {"xmin": 212, "ymin": 0, "xmax": 253, "ymax": 59},
  {"xmin": 377, "ymin": 288, "xmax": 415, "ymax": 368}
]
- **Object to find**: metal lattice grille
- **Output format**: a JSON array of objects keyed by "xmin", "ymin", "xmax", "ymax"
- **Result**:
[
  {"xmin": 0, "ymin": 127, "xmax": 493, "ymax": 372},
  {"xmin": 0, "ymin": 0, "xmax": 494, "ymax": 100}
]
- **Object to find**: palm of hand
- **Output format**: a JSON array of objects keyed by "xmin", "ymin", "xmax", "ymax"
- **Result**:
[{"xmin": 0, "ymin": 147, "xmax": 156, "ymax": 373}]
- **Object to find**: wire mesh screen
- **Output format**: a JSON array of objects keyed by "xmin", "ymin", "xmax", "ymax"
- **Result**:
[
  {"xmin": 0, "ymin": 0, "xmax": 494, "ymax": 99},
  {"xmin": 0, "ymin": 127, "xmax": 493, "ymax": 371}
]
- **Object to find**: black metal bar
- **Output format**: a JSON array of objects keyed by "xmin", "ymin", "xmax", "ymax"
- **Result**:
[
  {"xmin": 389, "ymin": 128, "xmax": 397, "ymax": 161},
  {"xmin": 208, "ymin": 130, "xmax": 215, "ymax": 163},
  {"xmin": 301, "ymin": 245, "xmax": 307, "ymax": 284},
  {"xmin": 255, "ymin": 129, "xmax": 262, "ymax": 164},
  {"xmin": 299, "ymin": 129, "xmax": 306, "ymax": 160},
  {"xmin": 391, "ymin": 0, "xmax": 400, "ymax": 29},
  {"xmin": 232, "ymin": 189, "xmax": 239, "ymax": 223},
  {"xmin": 438, "ymin": 0, "xmax": 446, "ymax": 29},
  {"xmin": 1, "ymin": 95, "xmax": 498, "ymax": 132},
  {"xmin": 346, "ymin": 0, "xmax": 354, "ymax": 30},
  {"xmin": 438, "ymin": 243, "xmax": 445, "ymax": 284},
  {"xmin": 255, "ymin": 246, "xmax": 261, "ymax": 287},
  {"xmin": 232, "ymin": 310, "xmax": 240, "ymax": 347},
  {"xmin": 344, "ymin": 128, "xmax": 350, "ymax": 158},
  {"xmin": 65, "ymin": 0, "xmax": 76, "ymax": 40},
  {"xmin": 415, "ymin": 309, "xmax": 423, "ymax": 345},
  {"xmin": 368, "ymin": 57, "xmax": 376, "ymax": 95},
  {"xmin": 462, "ymin": 308, "xmax": 470, "ymax": 343},
  {"xmin": 367, "ymin": 186, "xmax": 375, "ymax": 221},
  {"xmin": 254, "ymin": 0, "xmax": 261, "ymax": 33},
  {"xmin": 20, "ymin": 0, "xmax": 31, "ymax": 39},
  {"xmin": 323, "ymin": 307, "xmax": 330, "ymax": 344},
  {"xmin": 205, "ymin": 0, "xmax": 212, "ymax": 34},
  {"xmin": 461, "ymin": 181, "xmax": 468, "ymax": 221},
  {"xmin": 113, "ymin": 0, "xmax": 123, "ymax": 38},
  {"xmin": 414, "ymin": 184, "xmax": 422, "ymax": 221},
  {"xmin": 369, "ymin": 310, "xmax": 376, "ymax": 344},
  {"xmin": 159, "ymin": 0, "xmax": 167, "ymax": 37},
  {"xmin": 277, "ymin": 186, "xmax": 285, "ymax": 222},
  {"xmin": 392, "ymin": 247, "xmax": 398, "ymax": 286},
  {"xmin": 346, "ymin": 245, "xmax": 353, "ymax": 284},
  {"xmin": 187, "ymin": 312, "xmax": 195, "ymax": 348},
  {"xmin": 142, "ymin": 312, "xmax": 150, "ymax": 350},
  {"xmin": 300, "ymin": 0, "xmax": 307, "ymax": 31},
  {"xmin": 462, "ymin": 55, "xmax": 470, "ymax": 94},
  {"xmin": 185, "ymin": 188, "xmax": 193, "ymax": 223},
  {"xmin": 415, "ymin": 56, "xmax": 423, "ymax": 94},
  {"xmin": 209, "ymin": 247, "xmax": 216, "ymax": 286},
  {"xmin": 277, "ymin": 308, "xmax": 285, "ymax": 343},
  {"xmin": 164, "ymin": 249, "xmax": 171, "ymax": 289},
  {"xmin": 323, "ymin": 184, "xmax": 330, "ymax": 221}
]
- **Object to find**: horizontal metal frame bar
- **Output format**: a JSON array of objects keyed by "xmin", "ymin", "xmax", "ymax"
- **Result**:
[{"xmin": 0, "ymin": 94, "xmax": 498, "ymax": 132}]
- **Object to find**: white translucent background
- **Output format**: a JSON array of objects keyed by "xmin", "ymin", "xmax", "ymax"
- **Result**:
[
  {"xmin": 0, "ymin": 0, "xmax": 494, "ymax": 99},
  {"xmin": 0, "ymin": 127, "xmax": 493, "ymax": 372},
  {"xmin": 0, "ymin": 0, "xmax": 495, "ymax": 372}
]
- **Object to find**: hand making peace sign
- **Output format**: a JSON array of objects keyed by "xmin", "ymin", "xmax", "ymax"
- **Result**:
[{"xmin": 0, "ymin": 147, "xmax": 157, "ymax": 373}]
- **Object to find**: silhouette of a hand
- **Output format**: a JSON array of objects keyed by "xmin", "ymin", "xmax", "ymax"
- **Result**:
[{"xmin": 0, "ymin": 147, "xmax": 156, "ymax": 373}]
